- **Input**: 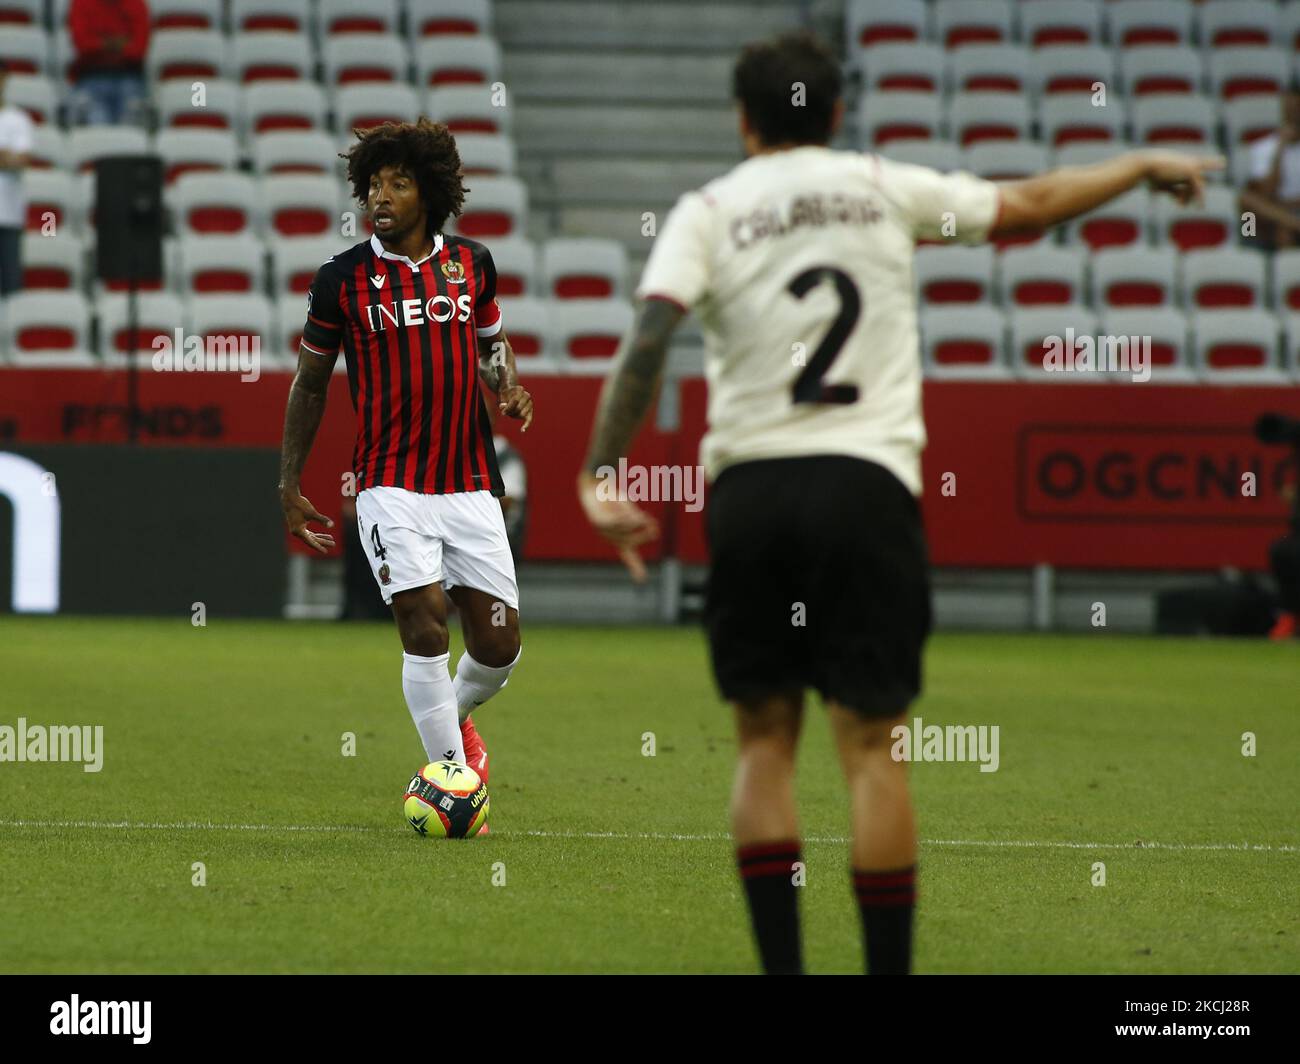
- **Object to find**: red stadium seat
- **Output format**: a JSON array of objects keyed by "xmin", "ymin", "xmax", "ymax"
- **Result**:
[
  {"xmin": 322, "ymin": 34, "xmax": 409, "ymax": 85},
  {"xmin": 1198, "ymin": 1, "xmax": 1278, "ymax": 49},
  {"xmin": 2, "ymin": 291, "xmax": 95, "ymax": 367},
  {"xmin": 231, "ymin": 31, "xmax": 313, "ymax": 83},
  {"xmin": 948, "ymin": 44, "xmax": 1027, "ymax": 94},
  {"xmin": 1091, "ymin": 247, "xmax": 1177, "ymax": 308},
  {"xmin": 408, "ymin": 0, "xmax": 491, "ymax": 37},
  {"xmin": 414, "ymin": 37, "xmax": 502, "ymax": 87},
  {"xmin": 1040, "ymin": 96, "xmax": 1123, "ymax": 147},
  {"xmin": 1193, "ymin": 311, "xmax": 1281, "ymax": 381},
  {"xmin": 1118, "ymin": 46, "xmax": 1202, "ymax": 97},
  {"xmin": 1103, "ymin": 308, "xmax": 1193, "ymax": 378},
  {"xmin": 231, "ymin": 0, "xmax": 309, "ymax": 34},
  {"xmin": 157, "ymin": 79, "xmax": 239, "ymax": 129},
  {"xmin": 21, "ymin": 169, "xmax": 82, "ymax": 234},
  {"xmin": 4, "ymin": 73, "xmax": 56, "ymax": 124},
  {"xmin": 151, "ymin": 0, "xmax": 218, "ymax": 30},
  {"xmin": 488, "ymin": 236, "xmax": 538, "ymax": 298},
  {"xmin": 913, "ymin": 246, "xmax": 994, "ymax": 304},
  {"xmin": 1155, "ymin": 187, "xmax": 1236, "ymax": 252},
  {"xmin": 1010, "ymin": 305, "xmax": 1098, "ymax": 378},
  {"xmin": 19, "ymin": 233, "xmax": 82, "ymax": 290},
  {"xmin": 998, "ymin": 246, "xmax": 1086, "ymax": 306},
  {"xmin": 1028, "ymin": 45, "xmax": 1114, "ymax": 96},
  {"xmin": 449, "ymin": 176, "xmax": 526, "ymax": 239},
  {"xmin": 920, "ymin": 305, "xmax": 1008, "ymax": 377},
  {"xmin": 865, "ymin": 43, "xmax": 945, "ymax": 94},
  {"xmin": 846, "ymin": 0, "xmax": 927, "ymax": 48},
  {"xmin": 172, "ymin": 172, "xmax": 260, "ymax": 236},
  {"xmin": 261, "ymin": 174, "xmax": 340, "ymax": 237},
  {"xmin": 0, "ymin": 26, "xmax": 48, "ymax": 76},
  {"xmin": 96, "ymin": 293, "xmax": 187, "ymax": 363},
  {"xmin": 156, "ymin": 129, "xmax": 236, "ymax": 184},
  {"xmin": 495, "ymin": 297, "xmax": 551, "ymax": 360},
  {"xmin": 1272, "ymin": 250, "xmax": 1300, "ymax": 311},
  {"xmin": 949, "ymin": 91, "xmax": 1029, "ymax": 147},
  {"xmin": 1021, "ymin": 1, "xmax": 1101, "ymax": 48},
  {"xmin": 1207, "ymin": 48, "xmax": 1288, "ymax": 100},
  {"xmin": 318, "ymin": 0, "xmax": 397, "ymax": 36},
  {"xmin": 540, "ymin": 238, "xmax": 627, "ymax": 300},
  {"xmin": 859, "ymin": 92, "xmax": 940, "ymax": 146},
  {"xmin": 1107, "ymin": 0, "xmax": 1192, "ymax": 48},
  {"xmin": 67, "ymin": 126, "xmax": 149, "ymax": 173},
  {"xmin": 1180, "ymin": 249, "xmax": 1266, "ymax": 309},
  {"xmin": 933, "ymin": 0, "xmax": 1012, "ymax": 49},
  {"xmin": 244, "ymin": 82, "xmax": 326, "ymax": 133},
  {"xmin": 333, "ymin": 84, "xmax": 419, "ymax": 131},
  {"xmin": 269, "ymin": 238, "xmax": 341, "ymax": 295},
  {"xmin": 147, "ymin": 30, "xmax": 227, "ymax": 81},
  {"xmin": 1132, "ymin": 94, "xmax": 1216, "ymax": 146},
  {"xmin": 251, "ymin": 131, "xmax": 339, "ymax": 175},
  {"xmin": 553, "ymin": 299, "xmax": 633, "ymax": 361},
  {"xmin": 179, "ymin": 235, "xmax": 266, "ymax": 294},
  {"xmin": 0, "ymin": 0, "xmax": 40, "ymax": 25}
]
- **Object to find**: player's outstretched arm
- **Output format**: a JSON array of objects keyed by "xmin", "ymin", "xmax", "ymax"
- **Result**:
[
  {"xmin": 478, "ymin": 333, "xmax": 533, "ymax": 432},
  {"xmin": 577, "ymin": 296, "xmax": 684, "ymax": 582},
  {"xmin": 278, "ymin": 345, "xmax": 338, "ymax": 555},
  {"xmin": 991, "ymin": 149, "xmax": 1225, "ymax": 237}
]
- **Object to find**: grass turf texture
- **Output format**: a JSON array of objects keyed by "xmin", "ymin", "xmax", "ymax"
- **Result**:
[{"xmin": 0, "ymin": 617, "xmax": 1296, "ymax": 974}]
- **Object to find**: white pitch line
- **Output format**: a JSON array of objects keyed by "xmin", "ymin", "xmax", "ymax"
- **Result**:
[{"xmin": 0, "ymin": 819, "xmax": 1294, "ymax": 853}]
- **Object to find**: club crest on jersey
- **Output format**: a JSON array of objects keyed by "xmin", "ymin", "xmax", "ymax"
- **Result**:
[
  {"xmin": 440, "ymin": 260, "xmax": 466, "ymax": 284},
  {"xmin": 378, "ymin": 563, "xmax": 391, "ymax": 585}
]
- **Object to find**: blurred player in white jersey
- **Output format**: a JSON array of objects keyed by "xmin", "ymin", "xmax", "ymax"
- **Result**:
[{"xmin": 578, "ymin": 31, "xmax": 1220, "ymax": 974}]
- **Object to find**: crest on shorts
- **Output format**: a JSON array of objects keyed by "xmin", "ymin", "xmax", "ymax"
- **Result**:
[
  {"xmin": 379, "ymin": 563, "xmax": 391, "ymax": 585},
  {"xmin": 441, "ymin": 260, "xmax": 466, "ymax": 284}
]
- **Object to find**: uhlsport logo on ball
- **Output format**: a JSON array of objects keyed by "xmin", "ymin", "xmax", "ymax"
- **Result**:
[{"xmin": 404, "ymin": 760, "xmax": 489, "ymax": 838}]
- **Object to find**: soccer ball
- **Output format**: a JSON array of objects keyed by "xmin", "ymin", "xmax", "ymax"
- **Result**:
[{"xmin": 404, "ymin": 760, "xmax": 489, "ymax": 838}]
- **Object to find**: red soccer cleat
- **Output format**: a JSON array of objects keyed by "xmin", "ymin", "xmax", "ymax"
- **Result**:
[
  {"xmin": 1268, "ymin": 611, "xmax": 1296, "ymax": 641},
  {"xmin": 461, "ymin": 716, "xmax": 489, "ymax": 786}
]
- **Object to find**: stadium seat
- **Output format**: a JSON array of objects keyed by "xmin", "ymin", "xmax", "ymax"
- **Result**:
[
  {"xmin": 1024, "ymin": 1, "xmax": 1104, "ymax": 48},
  {"xmin": 964, "ymin": 141, "xmax": 1048, "ymax": 179},
  {"xmin": 0, "ymin": 0, "xmax": 42, "ymax": 25},
  {"xmin": 1197, "ymin": 1, "xmax": 1279, "ymax": 49},
  {"xmin": 451, "ymin": 175, "xmax": 527, "ymax": 238},
  {"xmin": 1283, "ymin": 5, "xmax": 1300, "ymax": 53},
  {"xmin": 21, "ymin": 168, "xmax": 82, "ymax": 234},
  {"xmin": 919, "ymin": 305, "xmax": 1008, "ymax": 377},
  {"xmin": 318, "ymin": 0, "xmax": 398, "ymax": 35},
  {"xmin": 1026, "ymin": 45, "xmax": 1114, "ymax": 96},
  {"xmin": 231, "ymin": 0, "xmax": 310, "ymax": 34},
  {"xmin": 0, "ymin": 26, "xmax": 49, "ymax": 76},
  {"xmin": 1192, "ymin": 310, "xmax": 1281, "ymax": 381},
  {"xmin": 1154, "ymin": 186, "xmax": 1237, "ymax": 252},
  {"xmin": 998, "ymin": 246, "xmax": 1086, "ymax": 306},
  {"xmin": 156, "ymin": 78, "xmax": 239, "ymax": 129},
  {"xmin": 427, "ymin": 85, "xmax": 512, "ymax": 134},
  {"xmin": 1271, "ymin": 249, "xmax": 1300, "ymax": 311},
  {"xmin": 1223, "ymin": 96, "xmax": 1280, "ymax": 146},
  {"xmin": 407, "ymin": 0, "xmax": 493, "ymax": 38},
  {"xmin": 858, "ymin": 92, "xmax": 941, "ymax": 146},
  {"xmin": 251, "ymin": 130, "xmax": 340, "ymax": 174},
  {"xmin": 155, "ymin": 128, "xmax": 237, "ymax": 183},
  {"xmin": 413, "ymin": 37, "xmax": 502, "ymax": 86},
  {"xmin": 913, "ymin": 245, "xmax": 994, "ymax": 304},
  {"xmin": 1009, "ymin": 304, "xmax": 1099, "ymax": 379},
  {"xmin": 1131, "ymin": 94, "xmax": 1216, "ymax": 146},
  {"xmin": 19, "ymin": 232, "xmax": 82, "ymax": 290},
  {"xmin": 68, "ymin": 126, "xmax": 149, "ymax": 173},
  {"xmin": 1040, "ymin": 95, "xmax": 1124, "ymax": 147},
  {"xmin": 933, "ymin": 0, "xmax": 1012, "ymax": 49},
  {"xmin": 1106, "ymin": 0, "xmax": 1192, "ymax": 47},
  {"xmin": 540, "ymin": 238, "xmax": 627, "ymax": 300},
  {"xmin": 243, "ymin": 81, "xmax": 327, "ymax": 134},
  {"xmin": 1117, "ymin": 46, "xmax": 1202, "ymax": 98},
  {"xmin": 553, "ymin": 299, "xmax": 633, "ymax": 363},
  {"xmin": 947, "ymin": 44, "xmax": 1027, "ymax": 94},
  {"xmin": 1052, "ymin": 139, "xmax": 1136, "ymax": 169},
  {"xmin": 455, "ymin": 132, "xmax": 517, "ymax": 175},
  {"xmin": 1, "ymin": 291, "xmax": 95, "ymax": 367},
  {"xmin": 1207, "ymin": 48, "xmax": 1288, "ymax": 100},
  {"xmin": 272, "ymin": 292, "xmax": 313, "ymax": 367},
  {"xmin": 1101, "ymin": 307, "xmax": 1193, "ymax": 380},
  {"xmin": 26, "ymin": 125, "xmax": 67, "ymax": 170},
  {"xmin": 322, "ymin": 33, "xmax": 410, "ymax": 85},
  {"xmin": 1091, "ymin": 246, "xmax": 1178, "ymax": 308},
  {"xmin": 96, "ymin": 292, "xmax": 187, "ymax": 365},
  {"xmin": 333, "ymin": 84, "xmax": 420, "ymax": 131},
  {"xmin": 865, "ymin": 43, "xmax": 946, "ymax": 93},
  {"xmin": 147, "ymin": 30, "xmax": 227, "ymax": 82},
  {"xmin": 948, "ymin": 91, "xmax": 1030, "ymax": 147},
  {"xmin": 187, "ymin": 293, "xmax": 275, "ymax": 359},
  {"xmin": 230, "ymin": 32, "xmax": 314, "ymax": 83},
  {"xmin": 171, "ymin": 172, "xmax": 260, "ymax": 235},
  {"xmin": 178, "ymin": 235, "xmax": 267, "ymax": 294},
  {"xmin": 489, "ymin": 236, "xmax": 538, "ymax": 298},
  {"xmin": 1179, "ymin": 248, "xmax": 1267, "ymax": 310},
  {"xmin": 150, "ymin": 0, "xmax": 219, "ymax": 30},
  {"xmin": 846, "ymin": 0, "xmax": 928, "ymax": 49},
  {"xmin": 269, "ymin": 237, "xmax": 341, "ymax": 294},
  {"xmin": 496, "ymin": 297, "xmax": 552, "ymax": 360},
  {"xmin": 5, "ymin": 73, "xmax": 57, "ymax": 124},
  {"xmin": 878, "ymin": 139, "xmax": 961, "ymax": 171},
  {"xmin": 261, "ymin": 174, "xmax": 341, "ymax": 238}
]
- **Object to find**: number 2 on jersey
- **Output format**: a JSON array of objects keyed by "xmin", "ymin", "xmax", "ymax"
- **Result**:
[{"xmin": 787, "ymin": 266, "xmax": 861, "ymax": 405}]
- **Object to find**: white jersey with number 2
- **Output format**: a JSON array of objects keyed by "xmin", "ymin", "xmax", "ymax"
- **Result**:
[{"xmin": 637, "ymin": 145, "xmax": 1001, "ymax": 496}]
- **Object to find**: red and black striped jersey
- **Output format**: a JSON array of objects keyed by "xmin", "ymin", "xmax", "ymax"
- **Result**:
[{"xmin": 300, "ymin": 232, "xmax": 505, "ymax": 496}]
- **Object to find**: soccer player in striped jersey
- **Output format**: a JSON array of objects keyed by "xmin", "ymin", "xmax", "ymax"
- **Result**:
[
  {"xmin": 579, "ymin": 31, "xmax": 1219, "ymax": 972},
  {"xmin": 279, "ymin": 119, "xmax": 533, "ymax": 789}
]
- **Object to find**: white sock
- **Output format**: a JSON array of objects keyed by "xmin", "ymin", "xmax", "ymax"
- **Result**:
[
  {"xmin": 453, "ymin": 647, "xmax": 521, "ymax": 722},
  {"xmin": 401, "ymin": 652, "xmax": 465, "ymax": 763}
]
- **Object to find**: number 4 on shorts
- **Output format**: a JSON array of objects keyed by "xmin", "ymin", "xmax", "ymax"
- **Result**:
[{"xmin": 370, "ymin": 524, "xmax": 387, "ymax": 560}]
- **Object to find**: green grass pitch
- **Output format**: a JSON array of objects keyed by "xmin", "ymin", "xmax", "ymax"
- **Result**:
[{"xmin": 0, "ymin": 616, "xmax": 1296, "ymax": 974}]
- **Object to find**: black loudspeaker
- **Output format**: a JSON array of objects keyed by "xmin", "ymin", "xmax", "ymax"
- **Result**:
[{"xmin": 94, "ymin": 155, "xmax": 164, "ymax": 283}]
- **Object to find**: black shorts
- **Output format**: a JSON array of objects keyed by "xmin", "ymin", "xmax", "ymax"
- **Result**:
[{"xmin": 704, "ymin": 455, "xmax": 932, "ymax": 718}]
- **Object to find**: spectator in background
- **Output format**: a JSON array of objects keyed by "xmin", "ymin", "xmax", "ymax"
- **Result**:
[
  {"xmin": 0, "ymin": 61, "xmax": 33, "ymax": 296},
  {"xmin": 1241, "ymin": 84, "xmax": 1300, "ymax": 249},
  {"xmin": 69, "ymin": 0, "xmax": 151, "ymax": 126}
]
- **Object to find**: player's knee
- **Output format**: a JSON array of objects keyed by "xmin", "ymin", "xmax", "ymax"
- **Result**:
[{"xmin": 734, "ymin": 697, "xmax": 801, "ymax": 752}]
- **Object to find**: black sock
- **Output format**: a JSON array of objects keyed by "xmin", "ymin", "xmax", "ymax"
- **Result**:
[
  {"xmin": 737, "ymin": 840, "xmax": 803, "ymax": 975},
  {"xmin": 852, "ymin": 864, "xmax": 917, "ymax": 974}
]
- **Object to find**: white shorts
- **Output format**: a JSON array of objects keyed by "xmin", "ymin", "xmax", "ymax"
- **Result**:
[{"xmin": 355, "ymin": 486, "xmax": 519, "ymax": 610}]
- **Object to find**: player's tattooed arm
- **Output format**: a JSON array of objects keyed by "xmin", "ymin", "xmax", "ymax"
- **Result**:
[
  {"xmin": 478, "ymin": 333, "xmax": 533, "ymax": 432},
  {"xmin": 583, "ymin": 297, "xmax": 684, "ymax": 471},
  {"xmin": 278, "ymin": 347, "xmax": 338, "ymax": 555}
]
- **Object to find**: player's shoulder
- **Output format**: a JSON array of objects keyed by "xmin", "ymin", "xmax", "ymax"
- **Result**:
[
  {"xmin": 313, "ymin": 239, "xmax": 371, "ymax": 282},
  {"xmin": 443, "ymin": 233, "xmax": 495, "ymax": 266}
]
